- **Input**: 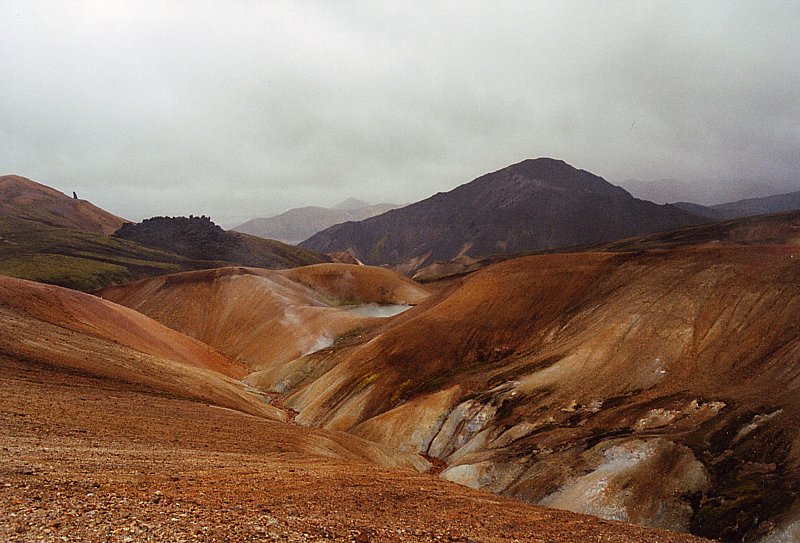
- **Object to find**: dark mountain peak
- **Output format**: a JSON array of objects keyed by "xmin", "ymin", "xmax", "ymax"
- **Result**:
[
  {"xmin": 508, "ymin": 157, "xmax": 573, "ymax": 176},
  {"xmin": 477, "ymin": 158, "xmax": 630, "ymax": 199},
  {"xmin": 301, "ymin": 159, "xmax": 704, "ymax": 272}
]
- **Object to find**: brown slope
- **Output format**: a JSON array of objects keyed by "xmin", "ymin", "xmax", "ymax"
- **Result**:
[
  {"xmin": 0, "ymin": 353, "xmax": 705, "ymax": 543},
  {"xmin": 0, "ymin": 275, "xmax": 282, "ymax": 419},
  {"xmin": 99, "ymin": 264, "xmax": 429, "ymax": 380},
  {"xmin": 278, "ymin": 235, "xmax": 800, "ymax": 539},
  {"xmin": 0, "ymin": 174, "xmax": 127, "ymax": 235},
  {"xmin": 98, "ymin": 213, "xmax": 800, "ymax": 540},
  {"xmin": 301, "ymin": 158, "xmax": 705, "ymax": 273}
]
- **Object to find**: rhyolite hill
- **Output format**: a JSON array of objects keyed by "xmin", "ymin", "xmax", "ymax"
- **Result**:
[
  {"xmin": 103, "ymin": 210, "xmax": 800, "ymax": 542},
  {"xmin": 0, "ymin": 174, "xmax": 127, "ymax": 235},
  {"xmin": 301, "ymin": 158, "xmax": 705, "ymax": 272}
]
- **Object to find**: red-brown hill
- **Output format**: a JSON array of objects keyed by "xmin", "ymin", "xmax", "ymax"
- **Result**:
[
  {"xmin": 100, "ymin": 264, "xmax": 429, "ymax": 380},
  {"xmin": 292, "ymin": 218, "xmax": 800, "ymax": 541},
  {"xmin": 0, "ymin": 263, "xmax": 708, "ymax": 543},
  {"xmin": 98, "ymin": 211, "xmax": 800, "ymax": 541},
  {"xmin": 0, "ymin": 174, "xmax": 127, "ymax": 235},
  {"xmin": 0, "ymin": 274, "xmax": 283, "ymax": 418},
  {"xmin": 0, "ymin": 331, "xmax": 705, "ymax": 542}
]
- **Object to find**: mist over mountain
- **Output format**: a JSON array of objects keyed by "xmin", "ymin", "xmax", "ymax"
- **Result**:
[
  {"xmin": 234, "ymin": 200, "xmax": 400, "ymax": 245},
  {"xmin": 622, "ymin": 177, "xmax": 788, "ymax": 206},
  {"xmin": 332, "ymin": 198, "xmax": 370, "ymax": 210}
]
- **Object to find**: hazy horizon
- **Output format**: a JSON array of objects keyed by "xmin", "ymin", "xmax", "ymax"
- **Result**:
[{"xmin": 2, "ymin": 1, "xmax": 799, "ymax": 224}]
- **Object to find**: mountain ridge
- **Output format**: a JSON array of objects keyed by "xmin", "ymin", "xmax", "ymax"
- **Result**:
[
  {"xmin": 0, "ymin": 174, "xmax": 127, "ymax": 235},
  {"xmin": 301, "ymin": 158, "xmax": 705, "ymax": 272}
]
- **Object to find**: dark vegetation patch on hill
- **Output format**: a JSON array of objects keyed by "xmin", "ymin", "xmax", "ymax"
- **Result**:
[{"xmin": 0, "ymin": 215, "xmax": 197, "ymax": 292}]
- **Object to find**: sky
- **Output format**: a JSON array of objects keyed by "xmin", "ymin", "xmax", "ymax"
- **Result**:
[{"xmin": 2, "ymin": 1, "xmax": 799, "ymax": 226}]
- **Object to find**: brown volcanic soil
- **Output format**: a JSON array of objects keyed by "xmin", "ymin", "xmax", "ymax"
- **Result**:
[
  {"xmin": 100, "ymin": 264, "xmax": 429, "ymax": 377},
  {"xmin": 0, "ymin": 174, "xmax": 127, "ymax": 235},
  {"xmin": 255, "ymin": 244, "xmax": 799, "ymax": 539},
  {"xmin": 0, "ymin": 275, "xmax": 281, "ymax": 419},
  {"xmin": 82, "ymin": 214, "xmax": 800, "ymax": 540},
  {"xmin": 280, "ymin": 246, "xmax": 800, "ymax": 540},
  {"xmin": 0, "ymin": 354, "xmax": 708, "ymax": 543}
]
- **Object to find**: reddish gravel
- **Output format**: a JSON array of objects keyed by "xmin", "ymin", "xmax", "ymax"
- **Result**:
[{"xmin": 0, "ymin": 355, "xmax": 708, "ymax": 543}]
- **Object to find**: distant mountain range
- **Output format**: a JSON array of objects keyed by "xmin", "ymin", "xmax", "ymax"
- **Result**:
[
  {"xmin": 674, "ymin": 191, "xmax": 800, "ymax": 221},
  {"xmin": 234, "ymin": 199, "xmax": 400, "ymax": 244},
  {"xmin": 622, "ymin": 177, "xmax": 786, "ymax": 206},
  {"xmin": 301, "ymin": 158, "xmax": 706, "ymax": 273},
  {"xmin": 4, "ymin": 166, "xmax": 798, "ymax": 289}
]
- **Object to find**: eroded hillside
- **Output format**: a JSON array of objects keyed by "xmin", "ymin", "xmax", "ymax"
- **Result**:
[
  {"xmin": 100, "ymin": 264, "xmax": 429, "ymax": 377},
  {"xmin": 0, "ymin": 271, "xmax": 704, "ymax": 542},
  {"xmin": 104, "ymin": 211, "xmax": 800, "ymax": 542},
  {"xmin": 0, "ymin": 353, "xmax": 705, "ymax": 543}
]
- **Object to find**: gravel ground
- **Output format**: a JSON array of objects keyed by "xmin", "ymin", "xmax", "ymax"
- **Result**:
[{"xmin": 0, "ymin": 355, "xmax": 708, "ymax": 543}]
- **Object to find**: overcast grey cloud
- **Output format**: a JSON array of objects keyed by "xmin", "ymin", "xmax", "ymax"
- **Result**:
[{"xmin": 1, "ymin": 1, "xmax": 799, "ymax": 224}]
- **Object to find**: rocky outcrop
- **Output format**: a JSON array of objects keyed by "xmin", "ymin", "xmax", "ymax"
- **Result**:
[{"xmin": 114, "ymin": 215, "xmax": 329, "ymax": 269}]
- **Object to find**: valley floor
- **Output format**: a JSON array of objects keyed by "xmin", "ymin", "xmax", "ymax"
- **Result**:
[{"xmin": 0, "ymin": 356, "xmax": 707, "ymax": 543}]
